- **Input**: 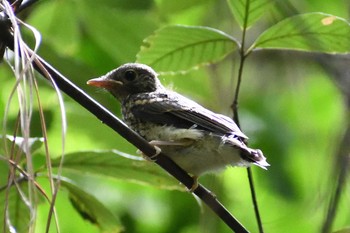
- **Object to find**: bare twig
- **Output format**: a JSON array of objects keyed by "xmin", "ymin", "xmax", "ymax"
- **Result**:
[
  {"xmin": 16, "ymin": 0, "xmax": 39, "ymax": 13},
  {"xmin": 233, "ymin": 52, "xmax": 263, "ymax": 233},
  {"xmin": 0, "ymin": 157, "xmax": 51, "ymax": 203},
  {"xmin": 317, "ymin": 54, "xmax": 350, "ymax": 232},
  {"xmin": 321, "ymin": 115, "xmax": 350, "ymax": 233},
  {"xmin": 231, "ymin": 1, "xmax": 264, "ymax": 232}
]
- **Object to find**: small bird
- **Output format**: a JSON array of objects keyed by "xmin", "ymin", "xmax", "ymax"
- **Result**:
[{"xmin": 87, "ymin": 63, "xmax": 269, "ymax": 177}]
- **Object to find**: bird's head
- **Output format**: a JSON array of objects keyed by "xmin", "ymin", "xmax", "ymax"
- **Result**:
[{"xmin": 87, "ymin": 63, "xmax": 164, "ymax": 101}]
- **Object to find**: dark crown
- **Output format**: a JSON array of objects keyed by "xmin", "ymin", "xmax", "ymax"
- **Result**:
[{"xmin": 105, "ymin": 63, "xmax": 164, "ymax": 100}]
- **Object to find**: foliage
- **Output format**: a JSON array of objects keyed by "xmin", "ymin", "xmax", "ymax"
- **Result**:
[
  {"xmin": 1, "ymin": 0, "xmax": 350, "ymax": 233},
  {"xmin": 136, "ymin": 25, "xmax": 239, "ymax": 73}
]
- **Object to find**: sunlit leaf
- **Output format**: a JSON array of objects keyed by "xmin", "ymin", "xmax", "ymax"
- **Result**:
[
  {"xmin": 251, "ymin": 13, "xmax": 350, "ymax": 53},
  {"xmin": 156, "ymin": 0, "xmax": 210, "ymax": 14},
  {"xmin": 61, "ymin": 179, "xmax": 124, "ymax": 233},
  {"xmin": 136, "ymin": 25, "xmax": 239, "ymax": 73},
  {"xmin": 0, "ymin": 135, "xmax": 44, "ymax": 155},
  {"xmin": 78, "ymin": 2, "xmax": 157, "ymax": 63},
  {"xmin": 27, "ymin": 0, "xmax": 80, "ymax": 55},
  {"xmin": 227, "ymin": 0, "xmax": 274, "ymax": 29},
  {"xmin": 51, "ymin": 150, "xmax": 184, "ymax": 191}
]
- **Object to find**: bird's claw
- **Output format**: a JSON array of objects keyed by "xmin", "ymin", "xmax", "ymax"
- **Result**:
[
  {"xmin": 137, "ymin": 144, "xmax": 162, "ymax": 162},
  {"xmin": 149, "ymin": 145, "xmax": 162, "ymax": 160},
  {"xmin": 188, "ymin": 176, "xmax": 199, "ymax": 192}
]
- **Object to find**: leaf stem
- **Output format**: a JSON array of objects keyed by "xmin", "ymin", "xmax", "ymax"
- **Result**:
[
  {"xmin": 321, "ymin": 110, "xmax": 350, "ymax": 233},
  {"xmin": 231, "ymin": 1, "xmax": 264, "ymax": 232}
]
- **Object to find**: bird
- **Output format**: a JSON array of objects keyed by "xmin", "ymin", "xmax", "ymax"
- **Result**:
[{"xmin": 87, "ymin": 63, "xmax": 269, "ymax": 178}]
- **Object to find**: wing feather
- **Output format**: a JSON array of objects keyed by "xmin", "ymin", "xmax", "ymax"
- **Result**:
[{"xmin": 129, "ymin": 92, "xmax": 247, "ymax": 139}]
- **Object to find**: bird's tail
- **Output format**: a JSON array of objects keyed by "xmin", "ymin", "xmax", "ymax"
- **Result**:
[
  {"xmin": 240, "ymin": 147, "xmax": 270, "ymax": 169},
  {"xmin": 224, "ymin": 135, "xmax": 270, "ymax": 169}
]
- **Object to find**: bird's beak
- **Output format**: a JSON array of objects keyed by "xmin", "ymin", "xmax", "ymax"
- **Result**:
[{"xmin": 87, "ymin": 76, "xmax": 123, "ymax": 90}]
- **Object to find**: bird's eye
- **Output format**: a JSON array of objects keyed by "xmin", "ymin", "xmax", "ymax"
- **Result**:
[{"xmin": 124, "ymin": 70, "xmax": 137, "ymax": 81}]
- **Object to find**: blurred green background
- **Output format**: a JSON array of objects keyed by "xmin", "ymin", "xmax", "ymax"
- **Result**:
[{"xmin": 1, "ymin": 0, "xmax": 349, "ymax": 232}]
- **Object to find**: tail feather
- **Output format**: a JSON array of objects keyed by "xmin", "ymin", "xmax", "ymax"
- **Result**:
[
  {"xmin": 240, "ymin": 148, "xmax": 270, "ymax": 169},
  {"xmin": 223, "ymin": 134, "xmax": 270, "ymax": 169}
]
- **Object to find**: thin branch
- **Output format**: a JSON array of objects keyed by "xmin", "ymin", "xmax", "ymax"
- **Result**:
[
  {"xmin": 32, "ymin": 73, "xmax": 61, "ymax": 233},
  {"xmin": 312, "ymin": 53, "xmax": 350, "ymax": 233},
  {"xmin": 2, "ymin": 111, "xmax": 21, "ymax": 233},
  {"xmin": 0, "ymin": 16, "xmax": 249, "ymax": 233},
  {"xmin": 16, "ymin": 0, "xmax": 39, "ymax": 14},
  {"xmin": 0, "ymin": 157, "xmax": 51, "ymax": 203},
  {"xmin": 231, "ymin": 1, "xmax": 264, "ymax": 233},
  {"xmin": 233, "ymin": 52, "xmax": 263, "ymax": 233},
  {"xmin": 321, "ymin": 109, "xmax": 350, "ymax": 233},
  {"xmin": 231, "ymin": 53, "xmax": 246, "ymax": 124}
]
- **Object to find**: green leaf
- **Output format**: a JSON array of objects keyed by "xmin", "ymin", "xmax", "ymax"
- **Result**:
[
  {"xmin": 60, "ymin": 179, "xmax": 124, "ymax": 233},
  {"xmin": 51, "ymin": 150, "xmax": 184, "ymax": 191},
  {"xmin": 0, "ymin": 182, "xmax": 32, "ymax": 232},
  {"xmin": 28, "ymin": 0, "xmax": 80, "ymax": 55},
  {"xmin": 227, "ymin": 0, "xmax": 274, "ymax": 29},
  {"xmin": 136, "ymin": 25, "xmax": 239, "ymax": 73},
  {"xmin": 251, "ymin": 13, "xmax": 350, "ymax": 53},
  {"xmin": 0, "ymin": 135, "xmax": 44, "ymax": 155},
  {"xmin": 78, "ymin": 2, "xmax": 157, "ymax": 63},
  {"xmin": 156, "ymin": 0, "xmax": 211, "ymax": 15}
]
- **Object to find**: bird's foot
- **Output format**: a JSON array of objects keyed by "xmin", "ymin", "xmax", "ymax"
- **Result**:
[
  {"xmin": 188, "ymin": 176, "xmax": 199, "ymax": 192},
  {"xmin": 138, "ymin": 139, "xmax": 195, "ymax": 161},
  {"xmin": 149, "ymin": 139, "xmax": 194, "ymax": 147},
  {"xmin": 137, "ymin": 143, "xmax": 162, "ymax": 162}
]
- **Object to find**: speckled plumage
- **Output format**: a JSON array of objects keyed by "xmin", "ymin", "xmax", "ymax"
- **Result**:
[{"xmin": 87, "ymin": 63, "xmax": 269, "ymax": 176}]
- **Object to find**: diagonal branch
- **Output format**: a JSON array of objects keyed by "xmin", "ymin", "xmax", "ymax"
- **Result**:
[{"xmin": 0, "ymin": 15, "xmax": 249, "ymax": 233}]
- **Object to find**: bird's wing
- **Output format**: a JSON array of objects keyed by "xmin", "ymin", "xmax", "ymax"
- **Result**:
[{"xmin": 129, "ymin": 92, "xmax": 248, "ymax": 139}]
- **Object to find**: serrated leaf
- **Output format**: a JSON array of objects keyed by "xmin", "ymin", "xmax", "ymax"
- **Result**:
[
  {"xmin": 136, "ymin": 25, "xmax": 239, "ymax": 73},
  {"xmin": 251, "ymin": 13, "xmax": 350, "ymax": 53},
  {"xmin": 227, "ymin": 0, "xmax": 274, "ymax": 29},
  {"xmin": 61, "ymin": 179, "xmax": 123, "ymax": 233},
  {"xmin": 51, "ymin": 150, "xmax": 184, "ymax": 191}
]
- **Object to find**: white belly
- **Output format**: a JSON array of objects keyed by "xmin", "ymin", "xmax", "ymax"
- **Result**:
[
  {"xmin": 163, "ymin": 135, "xmax": 250, "ymax": 176},
  {"xmin": 138, "ymin": 125, "xmax": 249, "ymax": 176}
]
